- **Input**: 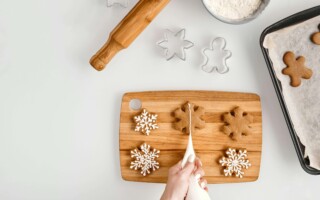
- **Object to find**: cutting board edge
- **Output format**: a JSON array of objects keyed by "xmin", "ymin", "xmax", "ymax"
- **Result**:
[
  {"xmin": 120, "ymin": 174, "xmax": 260, "ymax": 184},
  {"xmin": 121, "ymin": 90, "xmax": 261, "ymax": 99}
]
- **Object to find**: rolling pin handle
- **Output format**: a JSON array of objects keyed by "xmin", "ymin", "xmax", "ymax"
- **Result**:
[{"xmin": 90, "ymin": 39, "xmax": 123, "ymax": 71}]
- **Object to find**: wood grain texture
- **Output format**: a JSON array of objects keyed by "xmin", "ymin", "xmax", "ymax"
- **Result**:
[
  {"xmin": 119, "ymin": 91, "xmax": 262, "ymax": 183},
  {"xmin": 90, "ymin": 0, "xmax": 170, "ymax": 71}
]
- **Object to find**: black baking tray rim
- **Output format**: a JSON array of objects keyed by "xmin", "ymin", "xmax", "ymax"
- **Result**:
[{"xmin": 260, "ymin": 6, "xmax": 320, "ymax": 175}]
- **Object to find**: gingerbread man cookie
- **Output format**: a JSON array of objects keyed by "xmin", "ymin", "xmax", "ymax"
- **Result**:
[
  {"xmin": 311, "ymin": 32, "xmax": 320, "ymax": 45},
  {"xmin": 282, "ymin": 51, "xmax": 313, "ymax": 87},
  {"xmin": 173, "ymin": 102, "xmax": 205, "ymax": 133},
  {"xmin": 311, "ymin": 25, "xmax": 320, "ymax": 45}
]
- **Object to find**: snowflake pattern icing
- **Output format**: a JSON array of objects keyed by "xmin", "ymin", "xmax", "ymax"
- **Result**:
[
  {"xmin": 219, "ymin": 148, "xmax": 251, "ymax": 178},
  {"xmin": 134, "ymin": 109, "xmax": 159, "ymax": 135},
  {"xmin": 173, "ymin": 102, "xmax": 205, "ymax": 134},
  {"xmin": 130, "ymin": 143, "xmax": 160, "ymax": 176}
]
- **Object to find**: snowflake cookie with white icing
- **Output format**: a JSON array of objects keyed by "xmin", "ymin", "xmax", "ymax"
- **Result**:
[
  {"xmin": 219, "ymin": 148, "xmax": 251, "ymax": 178},
  {"xmin": 130, "ymin": 143, "xmax": 160, "ymax": 176},
  {"xmin": 134, "ymin": 109, "xmax": 159, "ymax": 136}
]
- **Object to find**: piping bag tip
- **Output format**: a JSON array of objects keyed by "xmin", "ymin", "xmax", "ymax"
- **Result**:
[
  {"xmin": 180, "ymin": 103, "xmax": 211, "ymax": 200},
  {"xmin": 181, "ymin": 133, "xmax": 196, "ymax": 167}
]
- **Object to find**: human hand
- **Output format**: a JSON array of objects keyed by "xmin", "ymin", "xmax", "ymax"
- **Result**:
[{"xmin": 160, "ymin": 156, "xmax": 208, "ymax": 200}]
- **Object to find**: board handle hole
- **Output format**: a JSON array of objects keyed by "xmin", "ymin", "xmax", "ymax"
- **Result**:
[{"xmin": 129, "ymin": 99, "xmax": 142, "ymax": 110}]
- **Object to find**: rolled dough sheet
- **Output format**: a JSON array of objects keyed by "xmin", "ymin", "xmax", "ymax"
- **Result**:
[{"xmin": 263, "ymin": 15, "xmax": 320, "ymax": 170}]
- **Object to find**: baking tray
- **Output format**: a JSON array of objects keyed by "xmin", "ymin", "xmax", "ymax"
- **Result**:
[{"xmin": 260, "ymin": 6, "xmax": 320, "ymax": 175}]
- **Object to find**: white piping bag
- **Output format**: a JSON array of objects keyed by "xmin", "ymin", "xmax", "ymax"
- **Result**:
[{"xmin": 181, "ymin": 103, "xmax": 211, "ymax": 200}]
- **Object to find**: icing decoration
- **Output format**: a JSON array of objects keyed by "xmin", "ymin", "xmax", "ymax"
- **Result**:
[
  {"xmin": 181, "ymin": 103, "xmax": 211, "ymax": 200},
  {"xmin": 130, "ymin": 143, "xmax": 160, "ymax": 176},
  {"xmin": 134, "ymin": 109, "xmax": 159, "ymax": 135},
  {"xmin": 219, "ymin": 148, "xmax": 251, "ymax": 178},
  {"xmin": 174, "ymin": 102, "xmax": 205, "ymax": 134},
  {"xmin": 223, "ymin": 107, "xmax": 253, "ymax": 140}
]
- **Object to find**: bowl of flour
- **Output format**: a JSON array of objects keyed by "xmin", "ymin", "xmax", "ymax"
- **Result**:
[{"xmin": 202, "ymin": 0, "xmax": 270, "ymax": 24}]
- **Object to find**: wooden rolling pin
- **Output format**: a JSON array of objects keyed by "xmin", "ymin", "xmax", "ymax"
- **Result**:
[{"xmin": 90, "ymin": 0, "xmax": 170, "ymax": 71}]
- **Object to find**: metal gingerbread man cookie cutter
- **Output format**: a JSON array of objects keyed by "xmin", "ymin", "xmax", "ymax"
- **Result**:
[{"xmin": 201, "ymin": 37, "xmax": 232, "ymax": 74}]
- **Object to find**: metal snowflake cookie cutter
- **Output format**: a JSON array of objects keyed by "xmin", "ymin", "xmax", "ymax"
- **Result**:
[
  {"xmin": 134, "ymin": 109, "xmax": 159, "ymax": 136},
  {"xmin": 202, "ymin": 37, "xmax": 232, "ymax": 74},
  {"xmin": 107, "ymin": 0, "xmax": 128, "ymax": 8},
  {"xmin": 219, "ymin": 148, "xmax": 251, "ymax": 178},
  {"xmin": 157, "ymin": 29, "xmax": 194, "ymax": 61},
  {"xmin": 130, "ymin": 143, "xmax": 160, "ymax": 176}
]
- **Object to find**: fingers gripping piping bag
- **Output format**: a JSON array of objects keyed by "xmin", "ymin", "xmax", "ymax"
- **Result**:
[{"xmin": 181, "ymin": 103, "xmax": 211, "ymax": 200}]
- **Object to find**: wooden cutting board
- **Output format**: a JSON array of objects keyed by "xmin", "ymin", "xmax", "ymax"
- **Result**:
[{"xmin": 119, "ymin": 91, "xmax": 262, "ymax": 183}]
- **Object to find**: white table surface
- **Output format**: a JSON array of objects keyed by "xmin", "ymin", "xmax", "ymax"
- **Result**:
[{"xmin": 0, "ymin": 0, "xmax": 319, "ymax": 199}]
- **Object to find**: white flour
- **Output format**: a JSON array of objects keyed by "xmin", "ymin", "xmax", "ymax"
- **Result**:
[{"xmin": 203, "ymin": 0, "xmax": 262, "ymax": 20}]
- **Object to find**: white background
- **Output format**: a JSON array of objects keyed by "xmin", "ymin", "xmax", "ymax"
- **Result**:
[{"xmin": 0, "ymin": 0, "xmax": 319, "ymax": 199}]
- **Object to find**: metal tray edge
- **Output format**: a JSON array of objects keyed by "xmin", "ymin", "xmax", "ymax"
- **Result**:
[{"xmin": 260, "ymin": 6, "xmax": 320, "ymax": 175}]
